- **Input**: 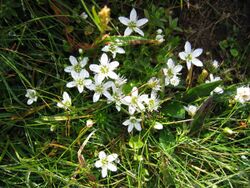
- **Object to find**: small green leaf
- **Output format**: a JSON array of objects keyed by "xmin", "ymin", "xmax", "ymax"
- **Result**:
[
  {"xmin": 162, "ymin": 101, "xmax": 185, "ymax": 119},
  {"xmin": 230, "ymin": 48, "xmax": 239, "ymax": 57},
  {"xmin": 183, "ymin": 80, "xmax": 222, "ymax": 102},
  {"xmin": 129, "ymin": 135, "xmax": 144, "ymax": 149}
]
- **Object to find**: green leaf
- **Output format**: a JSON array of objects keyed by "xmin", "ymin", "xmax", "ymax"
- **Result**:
[
  {"xmin": 182, "ymin": 80, "xmax": 222, "ymax": 102},
  {"xmin": 230, "ymin": 48, "xmax": 239, "ymax": 57},
  {"xmin": 162, "ymin": 101, "xmax": 185, "ymax": 119},
  {"xmin": 159, "ymin": 129, "xmax": 176, "ymax": 155},
  {"xmin": 129, "ymin": 135, "xmax": 144, "ymax": 149}
]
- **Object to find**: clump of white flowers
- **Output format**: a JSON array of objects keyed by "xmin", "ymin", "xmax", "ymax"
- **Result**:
[
  {"xmin": 25, "ymin": 89, "xmax": 38, "ymax": 105},
  {"xmin": 163, "ymin": 58, "xmax": 182, "ymax": 86},
  {"xmin": 155, "ymin": 29, "xmax": 165, "ymax": 43},
  {"xmin": 235, "ymin": 86, "xmax": 250, "ymax": 103}
]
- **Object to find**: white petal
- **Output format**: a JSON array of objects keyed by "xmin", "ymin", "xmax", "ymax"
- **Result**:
[
  {"xmin": 103, "ymin": 91, "xmax": 112, "ymax": 99},
  {"xmin": 130, "ymin": 8, "xmax": 137, "ymax": 21},
  {"xmin": 184, "ymin": 41, "xmax": 191, "ymax": 53},
  {"xmin": 109, "ymin": 72, "xmax": 118, "ymax": 80},
  {"xmin": 186, "ymin": 61, "xmax": 192, "ymax": 70},
  {"xmin": 174, "ymin": 65, "xmax": 183, "ymax": 73},
  {"xmin": 129, "ymin": 106, "xmax": 136, "ymax": 115},
  {"xmin": 192, "ymin": 48, "xmax": 203, "ymax": 57},
  {"xmin": 128, "ymin": 124, "xmax": 134, "ymax": 132},
  {"xmin": 131, "ymin": 87, "xmax": 138, "ymax": 96},
  {"xmin": 116, "ymin": 47, "xmax": 125, "ymax": 54},
  {"xmin": 124, "ymin": 27, "xmax": 133, "ymax": 36},
  {"xmin": 97, "ymin": 74, "xmax": 105, "ymax": 83},
  {"xmin": 110, "ymin": 61, "xmax": 119, "ymax": 69},
  {"xmin": 167, "ymin": 58, "xmax": 174, "ymax": 68},
  {"xmin": 154, "ymin": 122, "xmax": 163, "ymax": 130},
  {"xmin": 102, "ymin": 45, "xmax": 109, "ymax": 52},
  {"xmin": 107, "ymin": 163, "xmax": 117, "ymax": 172},
  {"xmin": 118, "ymin": 16, "xmax": 130, "ymax": 26},
  {"xmin": 99, "ymin": 151, "xmax": 106, "ymax": 159},
  {"xmin": 89, "ymin": 64, "xmax": 100, "ymax": 73},
  {"xmin": 27, "ymin": 99, "xmax": 33, "ymax": 105},
  {"xmin": 57, "ymin": 102, "xmax": 64, "ymax": 108},
  {"xmin": 80, "ymin": 57, "xmax": 88, "ymax": 67},
  {"xmin": 122, "ymin": 119, "xmax": 130, "ymax": 126},
  {"xmin": 135, "ymin": 123, "xmax": 142, "ymax": 131},
  {"xmin": 85, "ymin": 79, "xmax": 92, "ymax": 86},
  {"xmin": 107, "ymin": 154, "xmax": 118, "ymax": 162},
  {"xmin": 66, "ymin": 81, "xmax": 76, "ymax": 88},
  {"xmin": 134, "ymin": 28, "xmax": 144, "ymax": 36},
  {"xmin": 192, "ymin": 58, "xmax": 203, "ymax": 67},
  {"xmin": 123, "ymin": 96, "xmax": 131, "ymax": 105},
  {"xmin": 69, "ymin": 56, "xmax": 78, "ymax": 65},
  {"xmin": 93, "ymin": 93, "xmax": 101, "ymax": 102},
  {"xmin": 64, "ymin": 66, "xmax": 73, "ymax": 73},
  {"xmin": 95, "ymin": 160, "xmax": 102, "ymax": 168},
  {"xmin": 178, "ymin": 52, "xmax": 187, "ymax": 60},
  {"xmin": 101, "ymin": 167, "xmax": 108, "ymax": 178},
  {"xmin": 80, "ymin": 69, "xmax": 89, "ymax": 78},
  {"xmin": 77, "ymin": 85, "xmax": 84, "ymax": 93},
  {"xmin": 63, "ymin": 92, "xmax": 70, "ymax": 101},
  {"xmin": 100, "ymin": 53, "xmax": 109, "ymax": 65},
  {"xmin": 136, "ymin": 18, "xmax": 148, "ymax": 27}
]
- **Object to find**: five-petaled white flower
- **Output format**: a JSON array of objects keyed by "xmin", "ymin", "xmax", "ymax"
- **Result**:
[
  {"xmin": 89, "ymin": 53, "xmax": 119, "ymax": 83},
  {"xmin": 163, "ymin": 58, "xmax": 182, "ymax": 86},
  {"xmin": 95, "ymin": 151, "xmax": 118, "ymax": 178},
  {"xmin": 122, "ymin": 116, "xmax": 142, "ymax": 132},
  {"xmin": 64, "ymin": 56, "xmax": 89, "ymax": 76},
  {"xmin": 57, "ymin": 91, "xmax": 72, "ymax": 110},
  {"xmin": 212, "ymin": 60, "xmax": 219, "ymax": 69},
  {"xmin": 102, "ymin": 43, "xmax": 125, "ymax": 58},
  {"xmin": 144, "ymin": 92, "xmax": 161, "ymax": 112},
  {"xmin": 106, "ymin": 83, "xmax": 125, "ymax": 111},
  {"xmin": 25, "ymin": 89, "xmax": 38, "ymax": 105},
  {"xmin": 118, "ymin": 8, "xmax": 148, "ymax": 36},
  {"xmin": 123, "ymin": 87, "xmax": 148, "ymax": 115},
  {"xmin": 184, "ymin": 105, "xmax": 198, "ymax": 117},
  {"xmin": 88, "ymin": 75, "xmax": 113, "ymax": 102},
  {"xmin": 66, "ymin": 71, "xmax": 92, "ymax": 93},
  {"xmin": 179, "ymin": 41, "xmax": 203, "ymax": 70},
  {"xmin": 147, "ymin": 77, "xmax": 161, "ymax": 92},
  {"xmin": 205, "ymin": 74, "xmax": 224, "ymax": 94},
  {"xmin": 235, "ymin": 86, "xmax": 250, "ymax": 103}
]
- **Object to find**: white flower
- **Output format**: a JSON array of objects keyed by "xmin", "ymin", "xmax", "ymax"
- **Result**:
[
  {"xmin": 102, "ymin": 43, "xmax": 125, "ymax": 58},
  {"xmin": 122, "ymin": 116, "xmax": 142, "ymax": 132},
  {"xmin": 106, "ymin": 83, "xmax": 125, "ymax": 111},
  {"xmin": 205, "ymin": 74, "xmax": 224, "ymax": 94},
  {"xmin": 122, "ymin": 87, "xmax": 148, "ymax": 115},
  {"xmin": 64, "ymin": 56, "xmax": 89, "ymax": 76},
  {"xmin": 179, "ymin": 41, "xmax": 203, "ymax": 70},
  {"xmin": 86, "ymin": 119, "xmax": 94, "ymax": 127},
  {"xmin": 57, "ymin": 91, "xmax": 72, "ymax": 110},
  {"xmin": 114, "ymin": 74, "xmax": 127, "ymax": 88},
  {"xmin": 95, "ymin": 151, "xmax": 118, "ymax": 178},
  {"xmin": 153, "ymin": 122, "xmax": 163, "ymax": 130},
  {"xmin": 88, "ymin": 75, "xmax": 113, "ymax": 102},
  {"xmin": 212, "ymin": 60, "xmax": 219, "ymax": 69},
  {"xmin": 155, "ymin": 29, "xmax": 165, "ymax": 43},
  {"xmin": 147, "ymin": 77, "xmax": 161, "ymax": 92},
  {"xmin": 66, "ymin": 71, "xmax": 92, "ymax": 93},
  {"xmin": 144, "ymin": 92, "xmax": 160, "ymax": 112},
  {"xmin": 235, "ymin": 86, "xmax": 250, "ymax": 103},
  {"xmin": 118, "ymin": 8, "xmax": 148, "ymax": 36},
  {"xmin": 184, "ymin": 105, "xmax": 198, "ymax": 117},
  {"xmin": 25, "ymin": 89, "xmax": 38, "ymax": 105},
  {"xmin": 80, "ymin": 12, "xmax": 88, "ymax": 19},
  {"xmin": 89, "ymin": 53, "xmax": 119, "ymax": 83},
  {"xmin": 163, "ymin": 58, "xmax": 182, "ymax": 86}
]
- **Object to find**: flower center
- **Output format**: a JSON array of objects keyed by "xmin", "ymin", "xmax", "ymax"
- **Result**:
[
  {"xmin": 109, "ymin": 44, "xmax": 117, "ymax": 52},
  {"xmin": 130, "ymin": 117, "xmax": 137, "ymax": 124},
  {"xmin": 74, "ymin": 63, "xmax": 82, "ymax": 73},
  {"xmin": 167, "ymin": 69, "xmax": 174, "ymax": 77},
  {"xmin": 101, "ymin": 158, "xmax": 108, "ymax": 165},
  {"xmin": 186, "ymin": 54, "xmax": 192, "ymax": 62},
  {"xmin": 76, "ymin": 79, "xmax": 84, "ymax": 86},
  {"xmin": 100, "ymin": 65, "xmax": 109, "ymax": 74},
  {"xmin": 131, "ymin": 96, "xmax": 138, "ymax": 105},
  {"xmin": 128, "ymin": 21, "xmax": 137, "ymax": 29},
  {"xmin": 96, "ymin": 85, "xmax": 104, "ymax": 93}
]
